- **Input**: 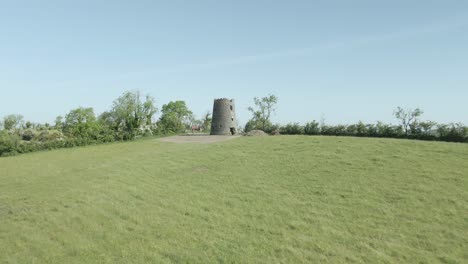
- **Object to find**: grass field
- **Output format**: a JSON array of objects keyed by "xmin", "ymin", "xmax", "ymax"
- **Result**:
[{"xmin": 0, "ymin": 136, "xmax": 467, "ymax": 263}]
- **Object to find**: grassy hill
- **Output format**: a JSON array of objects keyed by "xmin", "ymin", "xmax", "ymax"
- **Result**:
[{"xmin": 0, "ymin": 136, "xmax": 467, "ymax": 263}]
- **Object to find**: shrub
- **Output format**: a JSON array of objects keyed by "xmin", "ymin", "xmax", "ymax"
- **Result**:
[
  {"xmin": 0, "ymin": 132, "xmax": 21, "ymax": 156},
  {"xmin": 304, "ymin": 121, "xmax": 320, "ymax": 135},
  {"xmin": 437, "ymin": 123, "xmax": 467, "ymax": 143},
  {"xmin": 21, "ymin": 130, "xmax": 35, "ymax": 141},
  {"xmin": 264, "ymin": 124, "xmax": 280, "ymax": 134},
  {"xmin": 280, "ymin": 123, "xmax": 304, "ymax": 135}
]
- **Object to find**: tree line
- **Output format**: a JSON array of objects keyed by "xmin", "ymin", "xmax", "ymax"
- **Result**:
[
  {"xmin": 1, "ymin": 92, "xmax": 467, "ymax": 157},
  {"xmin": 0, "ymin": 91, "xmax": 211, "ymax": 156},
  {"xmin": 244, "ymin": 95, "xmax": 468, "ymax": 143}
]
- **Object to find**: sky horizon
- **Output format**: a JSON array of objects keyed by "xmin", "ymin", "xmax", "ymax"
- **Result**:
[{"xmin": 1, "ymin": 1, "xmax": 467, "ymax": 126}]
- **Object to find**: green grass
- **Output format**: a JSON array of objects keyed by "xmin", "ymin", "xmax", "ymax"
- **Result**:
[{"xmin": 0, "ymin": 136, "xmax": 467, "ymax": 263}]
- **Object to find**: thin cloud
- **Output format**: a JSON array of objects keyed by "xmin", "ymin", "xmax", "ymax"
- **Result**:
[{"xmin": 122, "ymin": 14, "xmax": 468, "ymax": 76}]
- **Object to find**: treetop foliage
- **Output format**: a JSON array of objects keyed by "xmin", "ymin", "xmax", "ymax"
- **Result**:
[
  {"xmin": 3, "ymin": 114, "xmax": 24, "ymax": 131},
  {"xmin": 246, "ymin": 94, "xmax": 278, "ymax": 132},
  {"xmin": 157, "ymin": 101, "xmax": 193, "ymax": 134}
]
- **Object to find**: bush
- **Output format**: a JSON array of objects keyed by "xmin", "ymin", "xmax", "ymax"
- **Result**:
[
  {"xmin": 21, "ymin": 130, "xmax": 35, "ymax": 141},
  {"xmin": 304, "ymin": 121, "xmax": 320, "ymax": 135},
  {"xmin": 0, "ymin": 132, "xmax": 21, "ymax": 156},
  {"xmin": 321, "ymin": 125, "xmax": 347, "ymax": 136},
  {"xmin": 244, "ymin": 120, "xmax": 257, "ymax": 133},
  {"xmin": 264, "ymin": 124, "xmax": 279, "ymax": 134},
  {"xmin": 284, "ymin": 120, "xmax": 468, "ymax": 144},
  {"xmin": 437, "ymin": 123, "xmax": 467, "ymax": 143},
  {"xmin": 157, "ymin": 114, "xmax": 185, "ymax": 135},
  {"xmin": 280, "ymin": 123, "xmax": 304, "ymax": 135},
  {"xmin": 37, "ymin": 130, "xmax": 64, "ymax": 142},
  {"xmin": 376, "ymin": 122, "xmax": 403, "ymax": 138}
]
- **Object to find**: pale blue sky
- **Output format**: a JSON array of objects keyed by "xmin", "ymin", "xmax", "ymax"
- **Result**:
[{"xmin": 1, "ymin": 0, "xmax": 467, "ymax": 125}]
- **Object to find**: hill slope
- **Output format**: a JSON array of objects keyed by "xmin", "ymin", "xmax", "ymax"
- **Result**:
[{"xmin": 0, "ymin": 136, "xmax": 467, "ymax": 263}]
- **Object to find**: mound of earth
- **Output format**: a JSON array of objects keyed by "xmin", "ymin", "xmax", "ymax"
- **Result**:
[
  {"xmin": 270, "ymin": 130, "xmax": 281, "ymax": 136},
  {"xmin": 245, "ymin": 130, "xmax": 268, "ymax": 136}
]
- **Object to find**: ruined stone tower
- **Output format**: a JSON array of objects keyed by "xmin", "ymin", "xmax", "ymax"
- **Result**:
[{"xmin": 210, "ymin": 98, "xmax": 237, "ymax": 135}]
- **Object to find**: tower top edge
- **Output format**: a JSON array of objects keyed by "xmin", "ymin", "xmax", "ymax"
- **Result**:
[{"xmin": 214, "ymin": 98, "xmax": 234, "ymax": 102}]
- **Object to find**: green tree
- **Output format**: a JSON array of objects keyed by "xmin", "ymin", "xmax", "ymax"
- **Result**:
[
  {"xmin": 244, "ymin": 119, "xmax": 257, "ymax": 133},
  {"xmin": 110, "ymin": 91, "xmax": 158, "ymax": 139},
  {"xmin": 24, "ymin": 121, "xmax": 33, "ymax": 129},
  {"xmin": 393, "ymin": 107, "xmax": 424, "ymax": 136},
  {"xmin": 247, "ymin": 94, "xmax": 278, "ymax": 132},
  {"xmin": 63, "ymin": 107, "xmax": 100, "ymax": 139},
  {"xmin": 202, "ymin": 111, "xmax": 212, "ymax": 131},
  {"xmin": 158, "ymin": 101, "xmax": 192, "ymax": 134},
  {"xmin": 3, "ymin": 114, "xmax": 24, "ymax": 130},
  {"xmin": 161, "ymin": 101, "xmax": 192, "ymax": 120},
  {"xmin": 98, "ymin": 111, "xmax": 115, "ymax": 129}
]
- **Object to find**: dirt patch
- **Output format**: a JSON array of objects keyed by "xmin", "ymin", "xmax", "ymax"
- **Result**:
[
  {"xmin": 192, "ymin": 166, "xmax": 210, "ymax": 173},
  {"xmin": 159, "ymin": 135, "xmax": 240, "ymax": 144}
]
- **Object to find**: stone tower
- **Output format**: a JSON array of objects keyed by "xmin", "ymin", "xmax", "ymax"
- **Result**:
[{"xmin": 210, "ymin": 98, "xmax": 237, "ymax": 135}]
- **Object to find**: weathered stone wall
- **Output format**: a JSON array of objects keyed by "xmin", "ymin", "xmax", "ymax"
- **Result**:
[{"xmin": 210, "ymin": 98, "xmax": 238, "ymax": 135}]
